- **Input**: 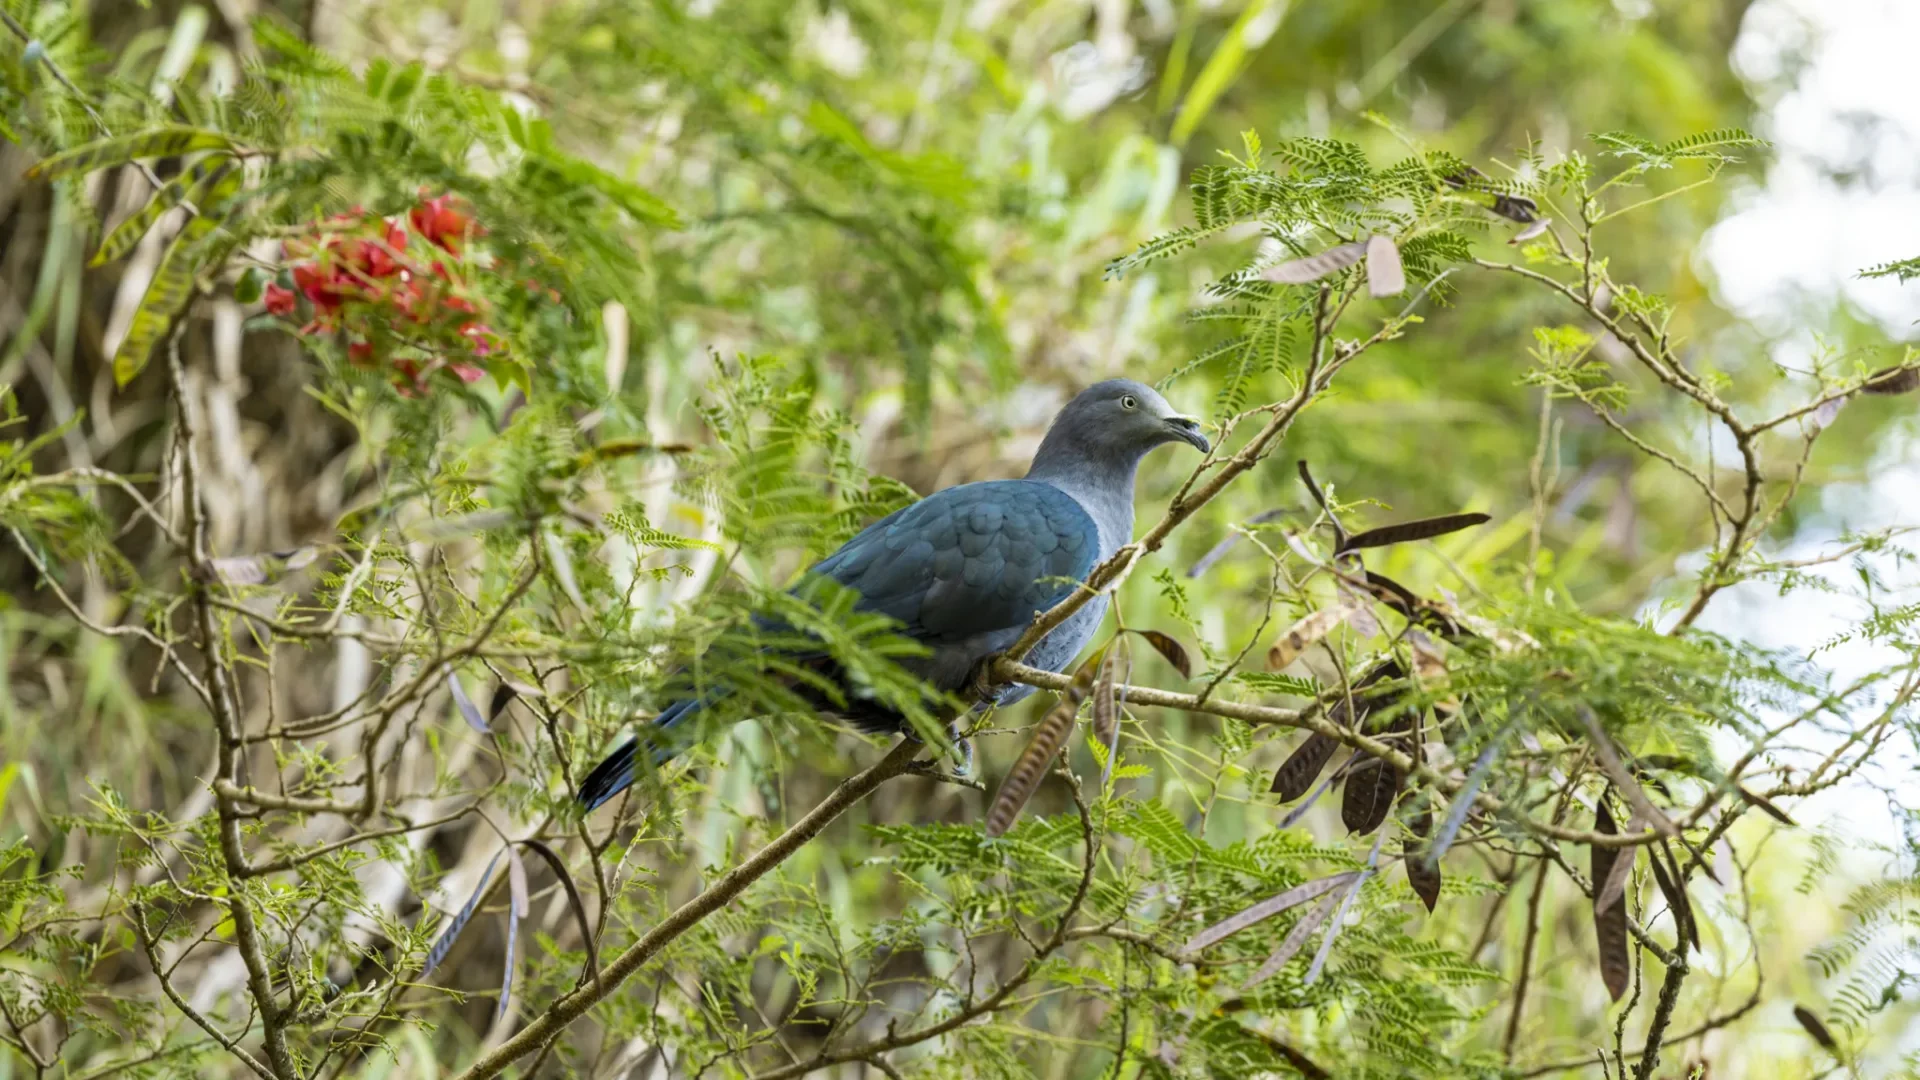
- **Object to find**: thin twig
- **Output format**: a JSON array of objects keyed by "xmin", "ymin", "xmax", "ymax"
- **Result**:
[
  {"xmin": 0, "ymin": 7, "xmax": 174, "ymax": 195},
  {"xmin": 1503, "ymin": 858, "xmax": 1552, "ymax": 1059}
]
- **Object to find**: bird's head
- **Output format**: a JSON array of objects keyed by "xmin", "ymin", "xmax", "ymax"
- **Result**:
[
  {"xmin": 1026, "ymin": 378, "xmax": 1210, "ymax": 498},
  {"xmin": 1050, "ymin": 378, "xmax": 1210, "ymax": 460}
]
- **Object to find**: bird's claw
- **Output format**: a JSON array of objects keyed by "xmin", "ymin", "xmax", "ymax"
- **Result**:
[
  {"xmin": 966, "ymin": 654, "xmax": 1002, "ymax": 703},
  {"xmin": 900, "ymin": 721, "xmax": 973, "ymax": 775}
]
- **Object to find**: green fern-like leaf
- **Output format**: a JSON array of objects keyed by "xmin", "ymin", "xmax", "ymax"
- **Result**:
[
  {"xmin": 91, "ymin": 157, "xmax": 235, "ymax": 267},
  {"xmin": 1661, "ymin": 127, "xmax": 1769, "ymax": 159},
  {"xmin": 1191, "ymin": 165, "xmax": 1235, "ymax": 230},
  {"xmin": 28, "ymin": 127, "xmax": 234, "ymax": 181},
  {"xmin": 530, "ymin": 152, "xmax": 682, "ymax": 230},
  {"xmin": 1117, "ymin": 799, "xmax": 1202, "ymax": 865},
  {"xmin": 1861, "ymin": 255, "xmax": 1920, "ymax": 283},
  {"xmin": 1107, "ymin": 225, "xmax": 1227, "ymax": 279},
  {"xmin": 1235, "ymin": 671, "xmax": 1322, "ymax": 697},
  {"xmin": 251, "ymin": 14, "xmax": 354, "ymax": 77},
  {"xmin": 1591, "ymin": 130, "xmax": 1665, "ymax": 164}
]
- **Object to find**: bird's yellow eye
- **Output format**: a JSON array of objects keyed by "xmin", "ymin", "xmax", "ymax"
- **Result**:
[{"xmin": 1121, "ymin": 395, "xmax": 1138, "ymax": 410}]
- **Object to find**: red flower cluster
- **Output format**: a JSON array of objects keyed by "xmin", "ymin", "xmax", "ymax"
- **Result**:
[{"xmin": 263, "ymin": 193, "xmax": 502, "ymax": 394}]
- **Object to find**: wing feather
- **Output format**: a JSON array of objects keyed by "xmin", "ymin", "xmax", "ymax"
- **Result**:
[{"xmin": 815, "ymin": 480, "xmax": 1097, "ymax": 641}]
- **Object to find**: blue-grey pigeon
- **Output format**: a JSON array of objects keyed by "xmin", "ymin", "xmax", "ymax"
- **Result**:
[{"xmin": 576, "ymin": 379, "xmax": 1208, "ymax": 810}]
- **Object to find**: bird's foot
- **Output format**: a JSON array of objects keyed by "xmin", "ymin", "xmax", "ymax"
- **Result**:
[
  {"xmin": 966, "ymin": 654, "xmax": 1002, "ymax": 703},
  {"xmin": 950, "ymin": 731, "xmax": 975, "ymax": 778}
]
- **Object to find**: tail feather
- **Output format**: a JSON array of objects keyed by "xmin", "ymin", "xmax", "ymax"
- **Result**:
[
  {"xmin": 576, "ymin": 737, "xmax": 640, "ymax": 811},
  {"xmin": 576, "ymin": 695, "xmax": 709, "ymax": 811}
]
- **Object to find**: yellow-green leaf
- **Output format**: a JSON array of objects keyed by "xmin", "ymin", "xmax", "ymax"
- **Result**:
[
  {"xmin": 1170, "ymin": 0, "xmax": 1287, "ymax": 147},
  {"xmin": 91, "ymin": 157, "xmax": 235, "ymax": 267},
  {"xmin": 112, "ymin": 173, "xmax": 243, "ymax": 386},
  {"xmin": 28, "ymin": 127, "xmax": 234, "ymax": 181},
  {"xmin": 384, "ymin": 61, "xmax": 424, "ymax": 103}
]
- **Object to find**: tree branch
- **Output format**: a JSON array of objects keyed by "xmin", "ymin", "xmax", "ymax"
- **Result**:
[
  {"xmin": 1515, "ymin": 985, "xmax": 1760, "ymax": 1077},
  {"xmin": 167, "ymin": 331, "xmax": 299, "ymax": 1079},
  {"xmin": 1473, "ymin": 257, "xmax": 1764, "ymax": 632},
  {"xmin": 447, "ymin": 738, "xmax": 921, "ymax": 1080}
]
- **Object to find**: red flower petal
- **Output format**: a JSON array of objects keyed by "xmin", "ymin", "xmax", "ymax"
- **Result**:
[
  {"xmin": 458, "ymin": 321, "xmax": 502, "ymax": 357},
  {"xmin": 391, "ymin": 357, "xmax": 426, "ymax": 396},
  {"xmin": 264, "ymin": 283, "xmax": 298, "ymax": 316},
  {"xmin": 293, "ymin": 263, "xmax": 343, "ymax": 311},
  {"xmin": 410, "ymin": 194, "xmax": 482, "ymax": 253}
]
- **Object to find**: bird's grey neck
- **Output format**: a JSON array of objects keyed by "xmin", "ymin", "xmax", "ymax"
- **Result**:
[{"xmin": 1025, "ymin": 447, "xmax": 1142, "ymax": 555}]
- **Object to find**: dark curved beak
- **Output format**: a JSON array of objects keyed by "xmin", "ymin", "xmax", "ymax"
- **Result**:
[{"xmin": 1164, "ymin": 415, "xmax": 1210, "ymax": 453}]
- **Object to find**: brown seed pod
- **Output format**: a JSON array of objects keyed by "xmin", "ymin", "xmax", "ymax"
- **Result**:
[
  {"xmin": 984, "ymin": 649, "xmax": 1106, "ymax": 837},
  {"xmin": 1089, "ymin": 649, "xmax": 1122, "ymax": 784},
  {"xmin": 1132, "ymin": 629, "xmax": 1192, "ymax": 679},
  {"xmin": 1862, "ymin": 366, "xmax": 1919, "ymax": 395},
  {"xmin": 1271, "ymin": 660, "xmax": 1405, "ymax": 802},
  {"xmin": 1266, "ymin": 603, "xmax": 1356, "ymax": 671},
  {"xmin": 1365, "ymin": 234, "xmax": 1406, "ymax": 297},
  {"xmin": 1794, "ymin": 1005, "xmax": 1838, "ymax": 1051},
  {"xmin": 1336, "ymin": 513, "xmax": 1491, "ymax": 554},
  {"xmin": 984, "ymin": 698, "xmax": 1079, "ymax": 838},
  {"xmin": 1405, "ymin": 809, "xmax": 1441, "ymax": 912},
  {"xmin": 1592, "ymin": 802, "xmax": 1631, "ymax": 1001},
  {"xmin": 1341, "ymin": 757, "xmax": 1402, "ymax": 835},
  {"xmin": 1273, "ymin": 733, "xmax": 1339, "ymax": 802}
]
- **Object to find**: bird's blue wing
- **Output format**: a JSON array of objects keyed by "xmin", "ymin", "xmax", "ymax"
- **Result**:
[
  {"xmin": 576, "ymin": 480, "xmax": 1100, "ymax": 812},
  {"xmin": 807, "ymin": 480, "xmax": 1099, "ymax": 642}
]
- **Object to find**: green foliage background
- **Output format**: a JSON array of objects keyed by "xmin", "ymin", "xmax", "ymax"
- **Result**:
[{"xmin": 1, "ymin": 0, "xmax": 1917, "ymax": 1078}]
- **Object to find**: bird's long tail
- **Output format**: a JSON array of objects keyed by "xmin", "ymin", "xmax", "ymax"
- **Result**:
[{"xmin": 576, "ymin": 695, "xmax": 709, "ymax": 811}]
